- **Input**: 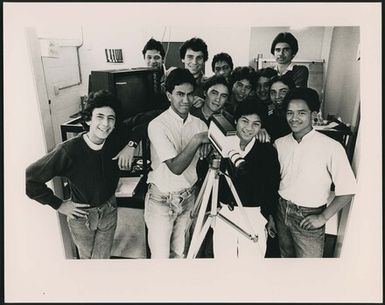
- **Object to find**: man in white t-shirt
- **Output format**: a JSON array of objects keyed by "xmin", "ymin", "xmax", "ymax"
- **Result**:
[
  {"xmin": 274, "ymin": 87, "xmax": 356, "ymax": 257},
  {"xmin": 145, "ymin": 68, "xmax": 210, "ymax": 258}
]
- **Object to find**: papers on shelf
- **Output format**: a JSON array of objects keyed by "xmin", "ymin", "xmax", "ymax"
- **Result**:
[
  {"xmin": 115, "ymin": 176, "xmax": 142, "ymax": 197},
  {"xmin": 313, "ymin": 121, "xmax": 339, "ymax": 131}
]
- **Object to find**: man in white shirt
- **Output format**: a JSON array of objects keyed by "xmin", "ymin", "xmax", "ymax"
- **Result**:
[
  {"xmin": 274, "ymin": 87, "xmax": 356, "ymax": 257},
  {"xmin": 145, "ymin": 68, "xmax": 210, "ymax": 258}
]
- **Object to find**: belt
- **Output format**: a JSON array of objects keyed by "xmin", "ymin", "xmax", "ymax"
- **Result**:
[
  {"xmin": 279, "ymin": 196, "xmax": 326, "ymax": 210},
  {"xmin": 148, "ymin": 183, "xmax": 196, "ymax": 204},
  {"xmin": 81, "ymin": 195, "xmax": 117, "ymax": 211}
]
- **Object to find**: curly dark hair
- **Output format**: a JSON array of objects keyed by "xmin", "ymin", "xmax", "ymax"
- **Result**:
[
  {"xmin": 229, "ymin": 66, "xmax": 257, "ymax": 91},
  {"xmin": 165, "ymin": 68, "xmax": 196, "ymax": 93},
  {"xmin": 233, "ymin": 100, "xmax": 266, "ymax": 125},
  {"xmin": 268, "ymin": 74, "xmax": 296, "ymax": 90},
  {"xmin": 81, "ymin": 90, "xmax": 121, "ymax": 123},
  {"xmin": 142, "ymin": 38, "xmax": 165, "ymax": 59},
  {"xmin": 256, "ymin": 67, "xmax": 278, "ymax": 81},
  {"xmin": 283, "ymin": 87, "xmax": 320, "ymax": 113},
  {"xmin": 202, "ymin": 75, "xmax": 231, "ymax": 95},
  {"xmin": 179, "ymin": 37, "xmax": 209, "ymax": 62},
  {"xmin": 211, "ymin": 52, "xmax": 234, "ymax": 72}
]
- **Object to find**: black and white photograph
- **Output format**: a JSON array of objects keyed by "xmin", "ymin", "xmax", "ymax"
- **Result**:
[{"xmin": 4, "ymin": 2, "xmax": 382, "ymax": 303}]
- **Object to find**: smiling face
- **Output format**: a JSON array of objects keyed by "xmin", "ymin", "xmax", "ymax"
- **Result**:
[
  {"xmin": 270, "ymin": 81, "xmax": 290, "ymax": 109},
  {"xmin": 236, "ymin": 113, "xmax": 262, "ymax": 145},
  {"xmin": 232, "ymin": 79, "xmax": 252, "ymax": 102},
  {"xmin": 213, "ymin": 60, "xmax": 232, "ymax": 78},
  {"xmin": 87, "ymin": 106, "xmax": 116, "ymax": 144},
  {"xmin": 274, "ymin": 42, "xmax": 295, "ymax": 65},
  {"xmin": 286, "ymin": 99, "xmax": 316, "ymax": 140},
  {"xmin": 182, "ymin": 49, "xmax": 205, "ymax": 77},
  {"xmin": 204, "ymin": 83, "xmax": 229, "ymax": 114},
  {"xmin": 144, "ymin": 49, "xmax": 163, "ymax": 69},
  {"xmin": 166, "ymin": 83, "xmax": 195, "ymax": 119},
  {"xmin": 256, "ymin": 76, "xmax": 271, "ymax": 101}
]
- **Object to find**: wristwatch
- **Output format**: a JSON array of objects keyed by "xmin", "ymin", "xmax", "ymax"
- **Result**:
[{"xmin": 127, "ymin": 140, "xmax": 138, "ymax": 148}]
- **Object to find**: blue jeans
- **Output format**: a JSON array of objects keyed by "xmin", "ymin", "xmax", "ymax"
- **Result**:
[
  {"xmin": 144, "ymin": 183, "xmax": 195, "ymax": 258},
  {"xmin": 276, "ymin": 197, "xmax": 326, "ymax": 258},
  {"xmin": 67, "ymin": 196, "xmax": 117, "ymax": 259}
]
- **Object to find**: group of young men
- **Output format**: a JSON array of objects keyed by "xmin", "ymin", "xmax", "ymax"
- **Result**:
[{"xmin": 26, "ymin": 32, "xmax": 357, "ymax": 260}]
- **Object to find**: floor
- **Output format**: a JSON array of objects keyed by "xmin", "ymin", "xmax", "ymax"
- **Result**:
[{"xmin": 110, "ymin": 207, "xmax": 337, "ymax": 259}]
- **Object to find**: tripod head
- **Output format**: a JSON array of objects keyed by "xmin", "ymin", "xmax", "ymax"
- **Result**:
[
  {"xmin": 208, "ymin": 154, "xmax": 222, "ymax": 170},
  {"xmin": 208, "ymin": 114, "xmax": 246, "ymax": 171}
]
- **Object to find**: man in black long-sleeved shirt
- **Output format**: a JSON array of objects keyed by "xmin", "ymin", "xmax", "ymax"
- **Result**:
[
  {"xmin": 214, "ymin": 101, "xmax": 280, "ymax": 259},
  {"xmin": 26, "ymin": 90, "xmax": 136, "ymax": 259}
]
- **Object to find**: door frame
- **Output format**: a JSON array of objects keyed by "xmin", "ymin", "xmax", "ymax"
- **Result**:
[{"xmin": 25, "ymin": 27, "xmax": 78, "ymax": 259}]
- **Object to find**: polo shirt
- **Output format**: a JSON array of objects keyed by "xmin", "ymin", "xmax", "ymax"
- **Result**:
[
  {"xmin": 147, "ymin": 107, "xmax": 208, "ymax": 193},
  {"xmin": 274, "ymin": 129, "xmax": 356, "ymax": 207}
]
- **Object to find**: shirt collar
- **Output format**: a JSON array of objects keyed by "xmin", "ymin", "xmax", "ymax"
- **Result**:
[
  {"xmin": 167, "ymin": 107, "xmax": 192, "ymax": 124},
  {"xmin": 195, "ymin": 72, "xmax": 204, "ymax": 84},
  {"xmin": 83, "ymin": 133, "xmax": 105, "ymax": 150},
  {"xmin": 237, "ymin": 137, "xmax": 256, "ymax": 158},
  {"xmin": 274, "ymin": 62, "xmax": 295, "ymax": 74},
  {"xmin": 290, "ymin": 128, "xmax": 316, "ymax": 144}
]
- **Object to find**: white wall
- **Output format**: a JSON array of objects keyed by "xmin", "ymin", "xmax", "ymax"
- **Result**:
[
  {"xmin": 248, "ymin": 26, "xmax": 332, "ymax": 67},
  {"xmin": 324, "ymin": 27, "xmax": 360, "ymax": 125},
  {"xmin": 78, "ymin": 24, "xmax": 251, "ymax": 94},
  {"xmin": 4, "ymin": 6, "xmax": 67, "ymax": 300}
]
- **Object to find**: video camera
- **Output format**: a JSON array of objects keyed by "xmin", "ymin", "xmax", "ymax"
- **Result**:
[{"xmin": 208, "ymin": 113, "xmax": 245, "ymax": 169}]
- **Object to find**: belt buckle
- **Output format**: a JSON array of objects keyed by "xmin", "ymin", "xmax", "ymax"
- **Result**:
[{"xmin": 169, "ymin": 194, "xmax": 182, "ymax": 205}]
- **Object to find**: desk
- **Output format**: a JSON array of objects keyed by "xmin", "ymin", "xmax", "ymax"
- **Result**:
[
  {"xmin": 314, "ymin": 123, "xmax": 352, "ymax": 150},
  {"xmin": 60, "ymin": 116, "xmax": 84, "ymax": 141}
]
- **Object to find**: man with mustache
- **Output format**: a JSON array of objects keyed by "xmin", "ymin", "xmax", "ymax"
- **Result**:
[{"xmin": 271, "ymin": 32, "xmax": 309, "ymax": 87}]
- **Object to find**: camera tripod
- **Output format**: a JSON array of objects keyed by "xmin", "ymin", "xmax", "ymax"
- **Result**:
[{"xmin": 187, "ymin": 156, "xmax": 263, "ymax": 259}]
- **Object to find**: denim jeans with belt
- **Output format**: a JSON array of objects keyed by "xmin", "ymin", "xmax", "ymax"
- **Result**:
[
  {"xmin": 276, "ymin": 197, "xmax": 326, "ymax": 258},
  {"xmin": 67, "ymin": 195, "xmax": 117, "ymax": 259},
  {"xmin": 144, "ymin": 183, "xmax": 196, "ymax": 259}
]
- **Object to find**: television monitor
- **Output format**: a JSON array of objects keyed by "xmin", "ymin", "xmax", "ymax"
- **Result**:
[{"xmin": 88, "ymin": 67, "xmax": 162, "ymax": 120}]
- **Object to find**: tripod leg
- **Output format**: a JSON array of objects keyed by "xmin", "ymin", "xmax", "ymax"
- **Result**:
[
  {"xmin": 210, "ymin": 170, "xmax": 219, "ymax": 220},
  {"xmin": 185, "ymin": 173, "xmax": 209, "ymax": 236},
  {"xmin": 217, "ymin": 213, "xmax": 254, "ymax": 240},
  {"xmin": 187, "ymin": 216, "xmax": 215, "ymax": 259},
  {"xmin": 192, "ymin": 171, "xmax": 215, "ymax": 236},
  {"xmin": 191, "ymin": 171, "xmax": 210, "ymax": 219},
  {"xmin": 224, "ymin": 173, "xmax": 258, "ymax": 238},
  {"xmin": 223, "ymin": 172, "xmax": 264, "ymax": 257},
  {"xmin": 187, "ymin": 169, "xmax": 216, "ymax": 258}
]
